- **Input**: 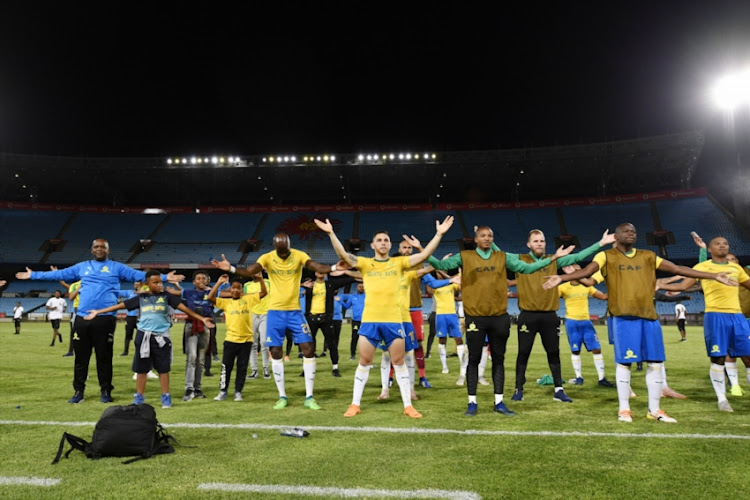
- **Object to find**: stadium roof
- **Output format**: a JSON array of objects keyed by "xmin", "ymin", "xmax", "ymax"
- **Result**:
[{"xmin": 0, "ymin": 131, "xmax": 703, "ymax": 207}]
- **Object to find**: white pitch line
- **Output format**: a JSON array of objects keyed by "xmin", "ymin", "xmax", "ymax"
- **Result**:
[
  {"xmin": 0, "ymin": 476, "xmax": 61, "ymax": 487},
  {"xmin": 1, "ymin": 419, "xmax": 749, "ymax": 440},
  {"xmin": 198, "ymin": 482, "xmax": 481, "ymax": 499}
]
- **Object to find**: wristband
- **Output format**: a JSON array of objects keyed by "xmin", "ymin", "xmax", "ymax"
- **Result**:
[
  {"xmin": 230, "ymin": 265, "xmax": 236, "ymax": 274},
  {"xmin": 331, "ymin": 264, "xmax": 337, "ymax": 273}
]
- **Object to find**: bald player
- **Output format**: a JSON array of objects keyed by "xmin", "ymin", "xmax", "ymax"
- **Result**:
[
  {"xmin": 213, "ymin": 233, "xmax": 334, "ymax": 410},
  {"xmin": 543, "ymin": 223, "xmax": 735, "ymax": 423}
]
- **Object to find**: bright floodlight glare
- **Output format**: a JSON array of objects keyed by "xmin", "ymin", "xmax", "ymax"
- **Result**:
[
  {"xmin": 382, "ymin": 154, "xmax": 387, "ymax": 160},
  {"xmin": 204, "ymin": 157, "xmax": 209, "ymax": 163},
  {"xmin": 405, "ymin": 153, "xmax": 412, "ymax": 160},
  {"xmin": 398, "ymin": 153, "xmax": 404, "ymax": 160},
  {"xmin": 316, "ymin": 156, "xmax": 322, "ymax": 161},
  {"xmin": 415, "ymin": 154, "xmax": 420, "ymax": 159},
  {"xmin": 432, "ymin": 153, "xmax": 437, "ymax": 159},
  {"xmin": 269, "ymin": 157, "xmax": 275, "ymax": 163},
  {"xmin": 713, "ymin": 71, "xmax": 750, "ymax": 110},
  {"xmin": 167, "ymin": 158, "xmax": 173, "ymax": 164},
  {"xmin": 323, "ymin": 155, "xmax": 330, "ymax": 162},
  {"xmin": 291, "ymin": 156, "xmax": 296, "ymax": 162},
  {"xmin": 182, "ymin": 158, "xmax": 187, "ymax": 164},
  {"xmin": 359, "ymin": 154, "xmax": 365, "ymax": 161},
  {"xmin": 191, "ymin": 157, "xmax": 197, "ymax": 164},
  {"xmin": 389, "ymin": 154, "xmax": 395, "ymax": 160},
  {"xmin": 219, "ymin": 157, "xmax": 225, "ymax": 163},
  {"xmin": 228, "ymin": 156, "xmax": 234, "ymax": 163},
  {"xmin": 211, "ymin": 157, "xmax": 218, "ymax": 164},
  {"xmin": 284, "ymin": 156, "xmax": 289, "ymax": 162},
  {"xmin": 263, "ymin": 157, "xmax": 267, "ymax": 162},
  {"xmin": 331, "ymin": 155, "xmax": 336, "ymax": 161}
]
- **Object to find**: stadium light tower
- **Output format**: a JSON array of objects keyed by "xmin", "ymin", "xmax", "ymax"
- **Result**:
[{"xmin": 712, "ymin": 69, "xmax": 750, "ymax": 232}]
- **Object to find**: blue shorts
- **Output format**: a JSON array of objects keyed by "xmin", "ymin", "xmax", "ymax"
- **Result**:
[
  {"xmin": 265, "ymin": 310, "xmax": 312, "ymax": 347},
  {"xmin": 436, "ymin": 314, "xmax": 462, "ymax": 338},
  {"xmin": 403, "ymin": 322, "xmax": 418, "ymax": 352},
  {"xmin": 359, "ymin": 322, "xmax": 405, "ymax": 350},
  {"xmin": 606, "ymin": 316, "xmax": 614, "ymax": 345},
  {"xmin": 703, "ymin": 312, "xmax": 750, "ymax": 358},
  {"xmin": 611, "ymin": 316, "xmax": 665, "ymax": 364},
  {"xmin": 565, "ymin": 319, "xmax": 601, "ymax": 352}
]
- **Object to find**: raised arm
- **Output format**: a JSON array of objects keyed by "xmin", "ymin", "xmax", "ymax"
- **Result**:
[
  {"xmin": 555, "ymin": 230, "xmax": 615, "ymax": 268},
  {"xmin": 314, "ymin": 218, "xmax": 358, "ymax": 268},
  {"xmin": 404, "ymin": 216, "xmax": 454, "ymax": 268},
  {"xmin": 207, "ymin": 274, "xmax": 230, "ymax": 304}
]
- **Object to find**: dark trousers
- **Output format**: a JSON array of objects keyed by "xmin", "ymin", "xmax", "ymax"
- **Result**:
[
  {"xmin": 309, "ymin": 314, "xmax": 339, "ymax": 365},
  {"xmin": 332, "ymin": 319, "xmax": 342, "ymax": 360},
  {"xmin": 515, "ymin": 311, "xmax": 562, "ymax": 389},
  {"xmin": 220, "ymin": 341, "xmax": 252, "ymax": 393},
  {"xmin": 426, "ymin": 311, "xmax": 437, "ymax": 356},
  {"xmin": 72, "ymin": 315, "xmax": 117, "ymax": 394},
  {"xmin": 122, "ymin": 315, "xmax": 137, "ymax": 354},
  {"xmin": 465, "ymin": 314, "xmax": 511, "ymax": 396},
  {"xmin": 350, "ymin": 320, "xmax": 361, "ymax": 357}
]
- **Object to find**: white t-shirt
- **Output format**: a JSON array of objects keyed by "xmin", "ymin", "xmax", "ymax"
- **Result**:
[
  {"xmin": 13, "ymin": 306, "xmax": 23, "ymax": 319},
  {"xmin": 674, "ymin": 303, "xmax": 686, "ymax": 320},
  {"xmin": 46, "ymin": 297, "xmax": 66, "ymax": 320}
]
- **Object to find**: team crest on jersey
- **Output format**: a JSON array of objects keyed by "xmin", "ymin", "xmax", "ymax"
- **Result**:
[
  {"xmin": 519, "ymin": 325, "xmax": 529, "ymax": 334},
  {"xmin": 73, "ymin": 333, "xmax": 80, "ymax": 341},
  {"xmin": 711, "ymin": 344, "xmax": 720, "ymax": 353},
  {"xmin": 467, "ymin": 322, "xmax": 479, "ymax": 332},
  {"xmin": 100, "ymin": 266, "xmax": 110, "ymax": 273},
  {"xmin": 157, "ymin": 297, "xmax": 165, "ymax": 303},
  {"xmin": 624, "ymin": 349, "xmax": 637, "ymax": 359}
]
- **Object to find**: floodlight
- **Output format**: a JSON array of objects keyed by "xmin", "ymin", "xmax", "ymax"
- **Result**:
[
  {"xmin": 211, "ymin": 157, "xmax": 218, "ymax": 164},
  {"xmin": 405, "ymin": 153, "xmax": 412, "ymax": 160},
  {"xmin": 398, "ymin": 154, "xmax": 404, "ymax": 160},
  {"xmin": 191, "ymin": 157, "xmax": 197, "ymax": 164},
  {"xmin": 219, "ymin": 157, "xmax": 225, "ymax": 163},
  {"xmin": 431, "ymin": 154, "xmax": 437, "ymax": 159},
  {"xmin": 228, "ymin": 156, "xmax": 234, "ymax": 163},
  {"xmin": 415, "ymin": 154, "xmax": 420, "ymax": 159},
  {"xmin": 263, "ymin": 157, "xmax": 267, "ymax": 162},
  {"xmin": 712, "ymin": 72, "xmax": 750, "ymax": 110},
  {"xmin": 330, "ymin": 155, "xmax": 336, "ymax": 161},
  {"xmin": 316, "ymin": 156, "xmax": 322, "ymax": 161},
  {"xmin": 359, "ymin": 154, "xmax": 365, "ymax": 161},
  {"xmin": 167, "ymin": 159, "xmax": 173, "ymax": 164},
  {"xmin": 269, "ymin": 157, "xmax": 275, "ymax": 163},
  {"xmin": 182, "ymin": 158, "xmax": 187, "ymax": 164},
  {"xmin": 389, "ymin": 154, "xmax": 395, "ymax": 160},
  {"xmin": 291, "ymin": 156, "xmax": 296, "ymax": 162},
  {"xmin": 324, "ymin": 155, "xmax": 330, "ymax": 162}
]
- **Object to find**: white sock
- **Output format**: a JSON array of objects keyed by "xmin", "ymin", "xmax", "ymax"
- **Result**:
[
  {"xmin": 404, "ymin": 351, "xmax": 415, "ymax": 388},
  {"xmin": 495, "ymin": 393, "xmax": 503, "ymax": 404},
  {"xmin": 457, "ymin": 344, "xmax": 468, "ymax": 376},
  {"xmin": 746, "ymin": 367, "xmax": 750, "ymax": 385},
  {"xmin": 380, "ymin": 353, "xmax": 392, "ymax": 390},
  {"xmin": 332, "ymin": 363, "xmax": 339, "ymax": 370},
  {"xmin": 394, "ymin": 363, "xmax": 412, "ymax": 408},
  {"xmin": 571, "ymin": 354, "xmax": 582, "ymax": 378},
  {"xmin": 711, "ymin": 363, "xmax": 728, "ymax": 402},
  {"xmin": 303, "ymin": 357, "xmax": 316, "ymax": 398},
  {"xmin": 352, "ymin": 364, "xmax": 371, "ymax": 406},
  {"xmin": 593, "ymin": 353, "xmax": 605, "ymax": 380},
  {"xmin": 646, "ymin": 362, "xmax": 664, "ymax": 414},
  {"xmin": 616, "ymin": 363, "xmax": 632, "ymax": 412},
  {"xmin": 661, "ymin": 364, "xmax": 670, "ymax": 390},
  {"xmin": 272, "ymin": 358, "xmax": 286, "ymax": 398},
  {"xmin": 478, "ymin": 345, "xmax": 489, "ymax": 377},
  {"xmin": 439, "ymin": 344, "xmax": 448, "ymax": 370},
  {"xmin": 725, "ymin": 361, "xmax": 739, "ymax": 388},
  {"xmin": 468, "ymin": 395, "xmax": 477, "ymax": 404}
]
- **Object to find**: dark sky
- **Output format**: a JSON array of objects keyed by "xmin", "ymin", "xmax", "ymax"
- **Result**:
[{"xmin": 1, "ymin": 1, "xmax": 749, "ymax": 157}]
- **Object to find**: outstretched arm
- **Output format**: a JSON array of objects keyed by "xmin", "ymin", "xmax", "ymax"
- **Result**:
[
  {"xmin": 314, "ymin": 218, "xmax": 358, "ymax": 268},
  {"xmin": 543, "ymin": 261, "xmax": 600, "ymax": 289},
  {"xmin": 554, "ymin": 230, "xmax": 615, "ymax": 268},
  {"xmin": 657, "ymin": 260, "xmax": 737, "ymax": 287},
  {"xmin": 84, "ymin": 302, "xmax": 127, "ymax": 320},
  {"xmin": 211, "ymin": 254, "xmax": 263, "ymax": 278}
]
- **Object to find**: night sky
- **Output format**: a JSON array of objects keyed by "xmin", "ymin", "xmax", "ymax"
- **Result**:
[{"xmin": 1, "ymin": 2, "xmax": 749, "ymax": 158}]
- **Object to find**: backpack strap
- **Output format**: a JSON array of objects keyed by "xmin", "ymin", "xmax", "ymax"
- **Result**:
[{"xmin": 52, "ymin": 432, "xmax": 91, "ymax": 464}]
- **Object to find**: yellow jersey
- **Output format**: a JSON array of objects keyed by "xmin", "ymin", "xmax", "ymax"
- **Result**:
[
  {"xmin": 559, "ymin": 282, "xmax": 597, "ymax": 320},
  {"xmin": 215, "ymin": 294, "xmax": 259, "ymax": 343},
  {"xmin": 310, "ymin": 281, "xmax": 326, "ymax": 314},
  {"xmin": 243, "ymin": 279, "xmax": 270, "ymax": 314},
  {"xmin": 433, "ymin": 283, "xmax": 459, "ymax": 315},
  {"xmin": 256, "ymin": 248, "xmax": 311, "ymax": 311},
  {"xmin": 694, "ymin": 260, "xmax": 749, "ymax": 314},
  {"xmin": 359, "ymin": 256, "xmax": 410, "ymax": 323}
]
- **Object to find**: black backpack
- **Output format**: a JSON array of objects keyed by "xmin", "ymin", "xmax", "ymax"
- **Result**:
[{"xmin": 52, "ymin": 404, "xmax": 176, "ymax": 464}]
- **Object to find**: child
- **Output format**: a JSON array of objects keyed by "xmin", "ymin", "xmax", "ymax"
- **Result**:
[
  {"xmin": 208, "ymin": 274, "xmax": 266, "ymax": 401},
  {"xmin": 85, "ymin": 270, "xmax": 214, "ymax": 408}
]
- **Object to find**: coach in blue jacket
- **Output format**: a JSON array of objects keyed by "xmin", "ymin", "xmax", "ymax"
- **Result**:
[{"xmin": 16, "ymin": 238, "xmax": 183, "ymax": 404}]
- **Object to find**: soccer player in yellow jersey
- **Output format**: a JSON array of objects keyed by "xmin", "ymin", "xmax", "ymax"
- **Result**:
[
  {"xmin": 208, "ymin": 274, "xmax": 266, "ymax": 402},
  {"xmin": 430, "ymin": 280, "xmax": 468, "ymax": 381},
  {"xmin": 658, "ymin": 236, "xmax": 750, "ymax": 412},
  {"xmin": 243, "ymin": 273, "xmax": 272, "ymax": 380},
  {"xmin": 544, "ymin": 223, "xmax": 735, "ymax": 423},
  {"xmin": 558, "ymin": 264, "xmax": 613, "ymax": 387},
  {"xmin": 315, "ymin": 215, "xmax": 455, "ymax": 418},
  {"xmin": 212, "ymin": 233, "xmax": 334, "ymax": 410}
]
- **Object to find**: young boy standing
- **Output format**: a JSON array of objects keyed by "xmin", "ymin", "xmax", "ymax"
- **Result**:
[
  {"xmin": 208, "ymin": 274, "xmax": 266, "ymax": 401},
  {"xmin": 85, "ymin": 270, "xmax": 214, "ymax": 408}
]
